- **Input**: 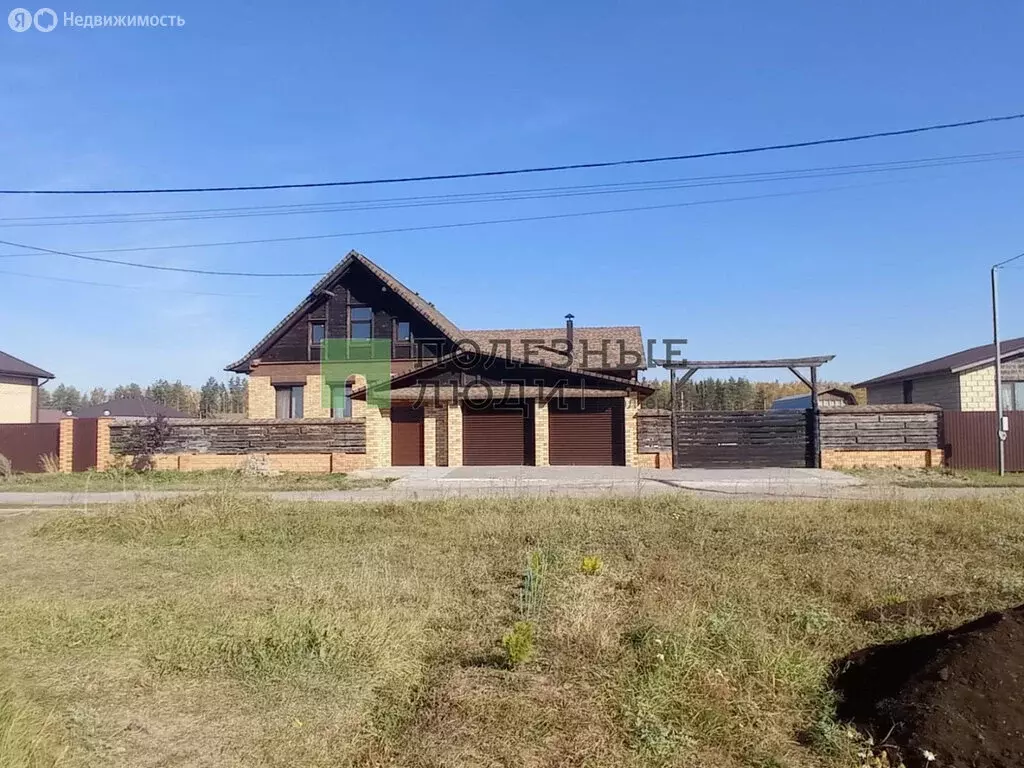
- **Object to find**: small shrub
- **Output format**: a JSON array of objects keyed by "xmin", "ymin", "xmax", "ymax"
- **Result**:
[
  {"xmin": 580, "ymin": 555, "xmax": 603, "ymax": 575},
  {"xmin": 0, "ymin": 453, "xmax": 11, "ymax": 482},
  {"xmin": 37, "ymin": 453, "xmax": 59, "ymax": 474},
  {"xmin": 502, "ymin": 621, "xmax": 534, "ymax": 667}
]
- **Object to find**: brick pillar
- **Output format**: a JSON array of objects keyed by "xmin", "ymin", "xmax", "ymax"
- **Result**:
[
  {"xmin": 447, "ymin": 403, "xmax": 463, "ymax": 467},
  {"xmin": 362, "ymin": 404, "xmax": 391, "ymax": 468},
  {"xmin": 58, "ymin": 417, "xmax": 74, "ymax": 473},
  {"xmin": 534, "ymin": 399, "xmax": 549, "ymax": 466},
  {"xmin": 624, "ymin": 395, "xmax": 639, "ymax": 467},
  {"xmin": 423, "ymin": 416, "xmax": 437, "ymax": 467},
  {"xmin": 95, "ymin": 418, "xmax": 112, "ymax": 471}
]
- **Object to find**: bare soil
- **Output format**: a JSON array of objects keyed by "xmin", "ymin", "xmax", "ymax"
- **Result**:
[{"xmin": 833, "ymin": 604, "xmax": 1024, "ymax": 768}]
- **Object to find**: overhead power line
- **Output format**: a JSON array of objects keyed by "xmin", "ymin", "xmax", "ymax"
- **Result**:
[
  {"xmin": 2, "ymin": 111, "xmax": 1022, "ymax": 195},
  {"xmin": 0, "ymin": 268, "xmax": 266, "ymax": 296},
  {"xmin": 0, "ymin": 178, "xmax": 919, "ymax": 276},
  {"xmin": 0, "ymin": 150, "xmax": 1019, "ymax": 228}
]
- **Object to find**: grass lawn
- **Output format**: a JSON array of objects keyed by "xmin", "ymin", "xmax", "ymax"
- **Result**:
[
  {"xmin": 0, "ymin": 469, "xmax": 391, "ymax": 493},
  {"xmin": 2, "ymin": 493, "xmax": 1023, "ymax": 767},
  {"xmin": 848, "ymin": 467, "xmax": 1024, "ymax": 488}
]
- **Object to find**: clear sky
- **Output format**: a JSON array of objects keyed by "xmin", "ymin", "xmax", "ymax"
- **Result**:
[{"xmin": 1, "ymin": 1, "xmax": 1022, "ymax": 389}]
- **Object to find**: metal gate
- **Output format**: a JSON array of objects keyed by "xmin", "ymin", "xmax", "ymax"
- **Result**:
[
  {"xmin": 72, "ymin": 417, "xmax": 99, "ymax": 472},
  {"xmin": 673, "ymin": 410, "xmax": 813, "ymax": 468}
]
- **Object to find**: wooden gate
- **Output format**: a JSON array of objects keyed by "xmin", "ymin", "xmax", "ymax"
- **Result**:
[{"xmin": 673, "ymin": 410, "xmax": 813, "ymax": 468}]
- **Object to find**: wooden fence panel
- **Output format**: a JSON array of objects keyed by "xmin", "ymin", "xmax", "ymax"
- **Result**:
[
  {"xmin": 943, "ymin": 411, "xmax": 1024, "ymax": 471},
  {"xmin": 673, "ymin": 410, "xmax": 812, "ymax": 468},
  {"xmin": 109, "ymin": 419, "xmax": 367, "ymax": 455},
  {"xmin": 819, "ymin": 407, "xmax": 941, "ymax": 450},
  {"xmin": 0, "ymin": 424, "xmax": 60, "ymax": 473}
]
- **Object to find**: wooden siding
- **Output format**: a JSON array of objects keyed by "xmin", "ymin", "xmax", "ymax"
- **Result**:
[
  {"xmin": 819, "ymin": 407, "xmax": 941, "ymax": 451},
  {"xmin": 109, "ymin": 419, "xmax": 366, "ymax": 455},
  {"xmin": 259, "ymin": 260, "xmax": 453, "ymax": 365},
  {"xmin": 636, "ymin": 409, "xmax": 671, "ymax": 453}
]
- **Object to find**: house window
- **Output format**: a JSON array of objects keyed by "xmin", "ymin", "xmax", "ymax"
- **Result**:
[
  {"xmin": 331, "ymin": 381, "xmax": 352, "ymax": 418},
  {"xmin": 350, "ymin": 306, "xmax": 372, "ymax": 339},
  {"xmin": 275, "ymin": 385, "xmax": 304, "ymax": 419},
  {"xmin": 310, "ymin": 322, "xmax": 325, "ymax": 345},
  {"xmin": 395, "ymin": 320, "xmax": 411, "ymax": 342},
  {"xmin": 1001, "ymin": 382, "xmax": 1024, "ymax": 411},
  {"xmin": 902, "ymin": 380, "xmax": 914, "ymax": 404}
]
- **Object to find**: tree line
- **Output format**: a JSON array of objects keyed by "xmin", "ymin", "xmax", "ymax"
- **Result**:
[
  {"xmin": 40, "ymin": 376, "xmax": 248, "ymax": 418},
  {"xmin": 639, "ymin": 376, "xmax": 863, "ymax": 411}
]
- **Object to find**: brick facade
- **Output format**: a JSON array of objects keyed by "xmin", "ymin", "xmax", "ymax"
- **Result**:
[
  {"xmin": 446, "ymin": 404, "xmax": 463, "ymax": 467},
  {"xmin": 821, "ymin": 448, "xmax": 943, "ymax": 470},
  {"xmin": 248, "ymin": 376, "xmax": 275, "ymax": 418},
  {"xmin": 624, "ymin": 396, "xmax": 639, "ymax": 467},
  {"xmin": 58, "ymin": 418, "xmax": 74, "ymax": 473},
  {"xmin": 423, "ymin": 416, "xmax": 437, "ymax": 467},
  {"xmin": 534, "ymin": 400, "xmax": 549, "ymax": 466}
]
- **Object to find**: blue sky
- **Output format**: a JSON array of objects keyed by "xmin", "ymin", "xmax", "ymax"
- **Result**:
[{"xmin": 1, "ymin": 0, "xmax": 1022, "ymax": 389}]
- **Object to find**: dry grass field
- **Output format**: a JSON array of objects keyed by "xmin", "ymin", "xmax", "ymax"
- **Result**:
[
  {"xmin": 2, "ymin": 491, "xmax": 1023, "ymax": 767},
  {"xmin": 0, "ymin": 469, "xmax": 389, "ymax": 493}
]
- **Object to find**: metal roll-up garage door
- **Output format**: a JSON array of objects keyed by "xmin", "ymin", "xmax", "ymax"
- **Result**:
[
  {"xmin": 549, "ymin": 398, "xmax": 625, "ymax": 466},
  {"xmin": 462, "ymin": 402, "xmax": 533, "ymax": 465}
]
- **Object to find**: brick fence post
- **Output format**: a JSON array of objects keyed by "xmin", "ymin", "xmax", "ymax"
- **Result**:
[
  {"xmin": 95, "ymin": 417, "xmax": 112, "ymax": 471},
  {"xmin": 58, "ymin": 417, "xmax": 74, "ymax": 473}
]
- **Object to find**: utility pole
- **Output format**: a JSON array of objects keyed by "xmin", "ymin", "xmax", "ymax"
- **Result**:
[{"xmin": 991, "ymin": 252, "xmax": 1024, "ymax": 476}]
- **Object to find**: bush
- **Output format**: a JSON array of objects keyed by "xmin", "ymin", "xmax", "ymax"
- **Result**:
[
  {"xmin": 502, "ymin": 621, "xmax": 535, "ymax": 667},
  {"xmin": 580, "ymin": 555, "xmax": 603, "ymax": 575}
]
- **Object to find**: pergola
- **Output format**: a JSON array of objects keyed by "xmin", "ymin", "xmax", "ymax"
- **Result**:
[{"xmin": 653, "ymin": 356, "xmax": 836, "ymax": 468}]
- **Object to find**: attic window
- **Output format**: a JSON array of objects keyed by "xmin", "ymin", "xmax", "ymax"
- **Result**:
[
  {"xmin": 310, "ymin": 322, "xmax": 325, "ymax": 345},
  {"xmin": 350, "ymin": 306, "xmax": 372, "ymax": 339},
  {"xmin": 396, "ymin": 321, "xmax": 411, "ymax": 342}
]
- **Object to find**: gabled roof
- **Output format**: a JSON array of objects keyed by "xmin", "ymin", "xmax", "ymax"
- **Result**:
[
  {"xmin": 461, "ymin": 326, "xmax": 646, "ymax": 369},
  {"xmin": 855, "ymin": 337, "xmax": 1024, "ymax": 388},
  {"xmin": 73, "ymin": 397, "xmax": 190, "ymax": 419},
  {"xmin": 0, "ymin": 350, "xmax": 54, "ymax": 380},
  {"xmin": 225, "ymin": 250, "xmax": 461, "ymax": 373}
]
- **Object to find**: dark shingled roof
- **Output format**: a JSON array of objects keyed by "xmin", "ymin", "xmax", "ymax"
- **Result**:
[
  {"xmin": 73, "ymin": 398, "xmax": 189, "ymax": 419},
  {"xmin": 0, "ymin": 350, "xmax": 53, "ymax": 380},
  {"xmin": 855, "ymin": 337, "xmax": 1024, "ymax": 388}
]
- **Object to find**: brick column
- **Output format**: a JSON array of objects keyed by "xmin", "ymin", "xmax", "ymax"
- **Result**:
[
  {"xmin": 362, "ymin": 405, "xmax": 391, "ymax": 468},
  {"xmin": 446, "ymin": 403, "xmax": 463, "ymax": 467},
  {"xmin": 58, "ymin": 417, "xmax": 74, "ymax": 473},
  {"xmin": 95, "ymin": 417, "xmax": 112, "ymax": 470},
  {"xmin": 534, "ymin": 399, "xmax": 549, "ymax": 466},
  {"xmin": 423, "ymin": 416, "xmax": 437, "ymax": 466},
  {"xmin": 624, "ymin": 396, "xmax": 640, "ymax": 467}
]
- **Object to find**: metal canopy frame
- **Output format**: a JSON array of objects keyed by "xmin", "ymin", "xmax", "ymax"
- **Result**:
[{"xmin": 653, "ymin": 356, "xmax": 836, "ymax": 468}]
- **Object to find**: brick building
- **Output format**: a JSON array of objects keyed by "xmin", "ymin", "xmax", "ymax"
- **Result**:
[{"xmin": 856, "ymin": 338, "xmax": 1024, "ymax": 411}]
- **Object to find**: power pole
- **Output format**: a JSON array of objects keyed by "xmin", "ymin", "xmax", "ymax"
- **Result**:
[{"xmin": 991, "ymin": 252, "xmax": 1024, "ymax": 476}]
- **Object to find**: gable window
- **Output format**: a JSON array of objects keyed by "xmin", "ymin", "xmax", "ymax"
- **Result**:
[
  {"xmin": 331, "ymin": 381, "xmax": 352, "ymax": 418},
  {"xmin": 902, "ymin": 380, "xmax": 913, "ymax": 404},
  {"xmin": 310, "ymin": 322, "xmax": 325, "ymax": 345},
  {"xmin": 1001, "ymin": 381, "xmax": 1024, "ymax": 411},
  {"xmin": 395, "ymin": 320, "xmax": 411, "ymax": 342},
  {"xmin": 275, "ymin": 385, "xmax": 304, "ymax": 419},
  {"xmin": 350, "ymin": 306, "xmax": 372, "ymax": 339}
]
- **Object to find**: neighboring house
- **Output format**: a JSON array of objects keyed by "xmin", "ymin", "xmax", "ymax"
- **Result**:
[
  {"xmin": 72, "ymin": 398, "xmax": 191, "ymax": 421},
  {"xmin": 0, "ymin": 350, "xmax": 54, "ymax": 423},
  {"xmin": 771, "ymin": 388, "xmax": 858, "ymax": 410},
  {"xmin": 227, "ymin": 250, "xmax": 652, "ymax": 466},
  {"xmin": 855, "ymin": 337, "xmax": 1024, "ymax": 411}
]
